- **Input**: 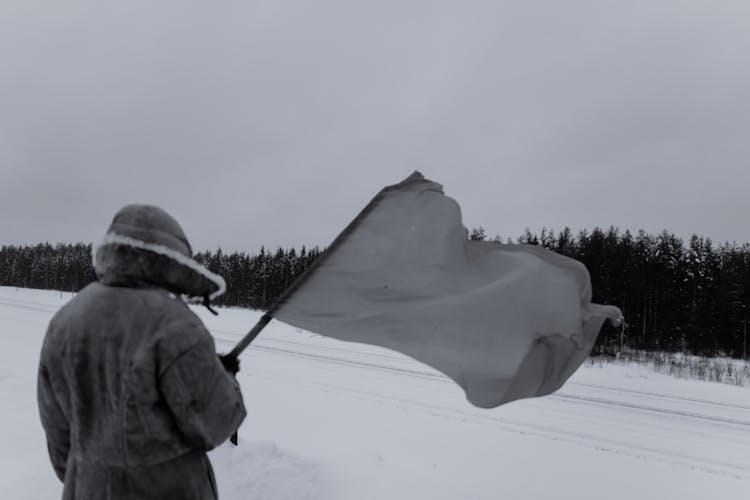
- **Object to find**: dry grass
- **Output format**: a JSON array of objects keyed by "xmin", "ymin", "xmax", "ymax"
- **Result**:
[{"xmin": 589, "ymin": 350, "xmax": 750, "ymax": 387}]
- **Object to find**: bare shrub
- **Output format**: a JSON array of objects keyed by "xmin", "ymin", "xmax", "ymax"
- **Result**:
[{"xmin": 589, "ymin": 349, "xmax": 750, "ymax": 387}]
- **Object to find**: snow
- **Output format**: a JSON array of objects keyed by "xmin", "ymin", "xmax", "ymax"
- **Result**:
[
  {"xmin": 211, "ymin": 442, "xmax": 322, "ymax": 500},
  {"xmin": 1, "ymin": 286, "xmax": 749, "ymax": 499}
]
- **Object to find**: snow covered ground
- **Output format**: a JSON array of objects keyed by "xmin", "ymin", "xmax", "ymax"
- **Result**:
[{"xmin": 1, "ymin": 286, "xmax": 749, "ymax": 499}]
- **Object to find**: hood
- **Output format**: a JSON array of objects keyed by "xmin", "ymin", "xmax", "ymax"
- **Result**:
[{"xmin": 92, "ymin": 205, "xmax": 226, "ymax": 301}]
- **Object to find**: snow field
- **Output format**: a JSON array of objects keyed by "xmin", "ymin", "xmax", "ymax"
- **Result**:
[{"xmin": 1, "ymin": 287, "xmax": 749, "ymax": 499}]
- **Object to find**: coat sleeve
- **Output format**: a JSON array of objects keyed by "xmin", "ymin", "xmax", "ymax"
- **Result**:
[
  {"xmin": 158, "ymin": 334, "xmax": 246, "ymax": 450},
  {"xmin": 37, "ymin": 361, "xmax": 70, "ymax": 482}
]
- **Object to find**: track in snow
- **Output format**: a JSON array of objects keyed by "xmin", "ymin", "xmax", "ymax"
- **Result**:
[{"xmin": 212, "ymin": 327, "xmax": 750, "ymax": 479}]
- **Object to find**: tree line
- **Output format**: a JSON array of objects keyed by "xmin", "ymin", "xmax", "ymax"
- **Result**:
[
  {"xmin": 472, "ymin": 226, "xmax": 750, "ymax": 358},
  {"xmin": 1, "ymin": 227, "xmax": 749, "ymax": 358},
  {"xmin": 0, "ymin": 243, "xmax": 322, "ymax": 311},
  {"xmin": 193, "ymin": 246, "xmax": 323, "ymax": 310}
]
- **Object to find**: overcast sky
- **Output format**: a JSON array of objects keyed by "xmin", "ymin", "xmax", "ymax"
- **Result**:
[{"xmin": 2, "ymin": 0, "xmax": 749, "ymax": 252}]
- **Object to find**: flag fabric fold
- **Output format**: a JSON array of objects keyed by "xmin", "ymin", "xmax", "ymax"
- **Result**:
[{"xmin": 272, "ymin": 172, "xmax": 622, "ymax": 408}]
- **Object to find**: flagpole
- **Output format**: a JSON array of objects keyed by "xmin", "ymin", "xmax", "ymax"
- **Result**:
[
  {"xmin": 224, "ymin": 171, "xmax": 427, "ymax": 360},
  {"xmin": 225, "ymin": 313, "xmax": 273, "ymax": 359}
]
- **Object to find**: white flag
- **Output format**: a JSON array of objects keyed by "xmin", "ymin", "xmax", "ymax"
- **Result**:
[{"xmin": 273, "ymin": 172, "xmax": 622, "ymax": 408}]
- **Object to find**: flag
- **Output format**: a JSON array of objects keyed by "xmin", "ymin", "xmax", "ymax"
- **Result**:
[{"xmin": 271, "ymin": 172, "xmax": 622, "ymax": 408}]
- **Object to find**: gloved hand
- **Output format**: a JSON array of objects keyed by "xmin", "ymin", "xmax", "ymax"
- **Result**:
[{"xmin": 218, "ymin": 354, "xmax": 240, "ymax": 376}]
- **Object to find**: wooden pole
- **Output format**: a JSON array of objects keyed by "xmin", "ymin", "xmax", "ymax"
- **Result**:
[{"xmin": 226, "ymin": 314, "xmax": 273, "ymax": 359}]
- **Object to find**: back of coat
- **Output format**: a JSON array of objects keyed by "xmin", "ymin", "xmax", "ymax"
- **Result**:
[{"xmin": 37, "ymin": 283, "xmax": 246, "ymax": 500}]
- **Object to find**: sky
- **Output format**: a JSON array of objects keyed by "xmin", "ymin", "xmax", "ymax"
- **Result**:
[{"xmin": 1, "ymin": 0, "xmax": 749, "ymax": 253}]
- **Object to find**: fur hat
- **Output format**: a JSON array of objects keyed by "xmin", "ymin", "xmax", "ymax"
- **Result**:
[{"xmin": 92, "ymin": 204, "xmax": 226, "ymax": 301}]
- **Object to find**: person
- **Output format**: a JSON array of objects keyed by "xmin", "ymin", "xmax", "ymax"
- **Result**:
[{"xmin": 37, "ymin": 204, "xmax": 246, "ymax": 500}]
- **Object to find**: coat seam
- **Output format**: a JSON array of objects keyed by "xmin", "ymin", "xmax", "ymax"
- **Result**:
[{"xmin": 157, "ymin": 331, "xmax": 211, "ymax": 379}]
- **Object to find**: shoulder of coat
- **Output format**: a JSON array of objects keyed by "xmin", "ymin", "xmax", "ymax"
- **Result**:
[{"xmin": 154, "ymin": 291, "xmax": 209, "ymax": 337}]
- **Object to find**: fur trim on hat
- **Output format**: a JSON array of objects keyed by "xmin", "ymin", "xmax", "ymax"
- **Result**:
[{"xmin": 92, "ymin": 233, "xmax": 226, "ymax": 301}]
